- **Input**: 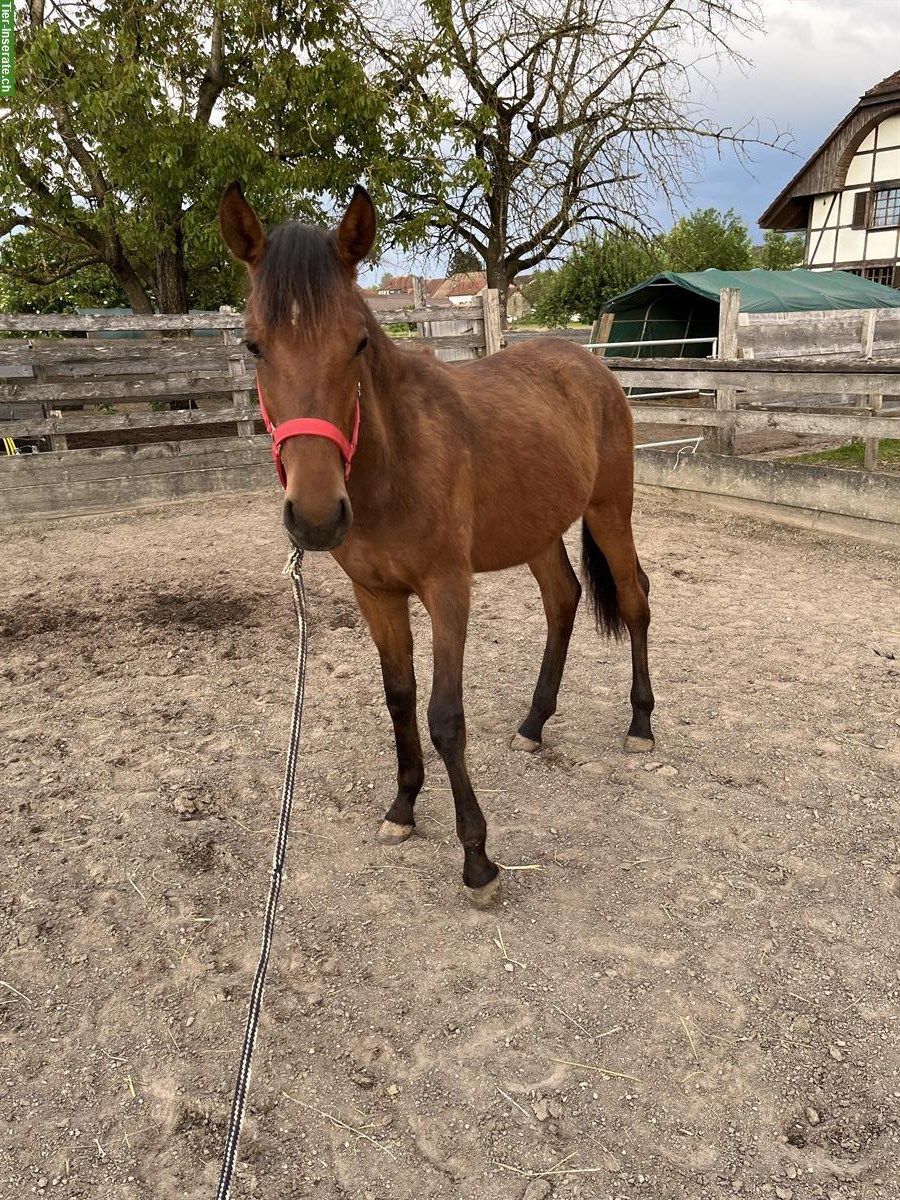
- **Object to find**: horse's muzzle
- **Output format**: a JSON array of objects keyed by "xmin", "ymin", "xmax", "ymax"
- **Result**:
[{"xmin": 283, "ymin": 496, "xmax": 352, "ymax": 551}]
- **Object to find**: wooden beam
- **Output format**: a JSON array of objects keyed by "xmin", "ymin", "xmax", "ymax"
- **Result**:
[
  {"xmin": 504, "ymin": 328, "xmax": 592, "ymax": 344},
  {"xmin": 0, "ymin": 313, "xmax": 246, "ymax": 332},
  {"xmin": 709, "ymin": 287, "xmax": 740, "ymax": 455},
  {"xmin": 864, "ymin": 393, "xmax": 884, "ymax": 471},
  {"xmin": 861, "ymin": 309, "xmax": 876, "ymax": 357},
  {"xmin": 630, "ymin": 404, "xmax": 900, "ymax": 439},
  {"xmin": 0, "ymin": 339, "xmax": 243, "ymax": 365},
  {"xmin": 0, "ymin": 373, "xmax": 254, "ymax": 404},
  {"xmin": 603, "ymin": 355, "xmax": 900, "ymax": 374},
  {"xmin": 5, "ymin": 407, "xmax": 260, "ymax": 438},
  {"xmin": 0, "ymin": 306, "xmax": 486, "ymax": 333},
  {"xmin": 482, "ymin": 289, "xmax": 502, "ymax": 356},
  {"xmin": 222, "ymin": 327, "xmax": 255, "ymax": 439}
]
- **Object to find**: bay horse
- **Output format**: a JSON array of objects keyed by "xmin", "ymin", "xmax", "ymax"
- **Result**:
[{"xmin": 219, "ymin": 183, "xmax": 654, "ymax": 908}]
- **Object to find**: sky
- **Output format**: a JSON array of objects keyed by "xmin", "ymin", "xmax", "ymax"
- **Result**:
[
  {"xmin": 365, "ymin": 0, "xmax": 900, "ymax": 284},
  {"xmin": 688, "ymin": 0, "xmax": 900, "ymax": 233}
]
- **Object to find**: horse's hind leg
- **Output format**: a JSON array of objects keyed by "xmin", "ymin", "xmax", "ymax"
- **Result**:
[
  {"xmin": 512, "ymin": 538, "xmax": 582, "ymax": 752},
  {"xmin": 583, "ymin": 505, "xmax": 655, "ymax": 752},
  {"xmin": 352, "ymin": 584, "xmax": 425, "ymax": 844}
]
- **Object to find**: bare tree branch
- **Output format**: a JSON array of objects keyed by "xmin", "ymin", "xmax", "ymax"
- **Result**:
[{"xmin": 360, "ymin": 0, "xmax": 787, "ymax": 314}]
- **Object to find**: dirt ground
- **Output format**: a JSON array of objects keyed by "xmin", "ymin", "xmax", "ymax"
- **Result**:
[{"xmin": 2, "ymin": 490, "xmax": 899, "ymax": 1200}]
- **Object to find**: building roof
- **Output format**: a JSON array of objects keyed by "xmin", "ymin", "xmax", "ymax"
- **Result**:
[
  {"xmin": 603, "ymin": 268, "xmax": 900, "ymax": 316},
  {"xmin": 376, "ymin": 275, "xmax": 445, "ymax": 297},
  {"xmin": 760, "ymin": 71, "xmax": 900, "ymax": 230},
  {"xmin": 431, "ymin": 272, "xmax": 488, "ymax": 299},
  {"xmin": 865, "ymin": 70, "xmax": 900, "ymax": 98}
]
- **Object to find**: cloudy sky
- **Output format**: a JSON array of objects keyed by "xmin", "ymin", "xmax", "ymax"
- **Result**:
[
  {"xmin": 369, "ymin": 0, "xmax": 900, "ymax": 282},
  {"xmin": 690, "ymin": 0, "xmax": 900, "ymax": 233}
]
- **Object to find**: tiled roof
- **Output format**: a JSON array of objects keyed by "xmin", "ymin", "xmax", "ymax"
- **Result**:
[{"xmin": 864, "ymin": 70, "xmax": 900, "ymax": 98}]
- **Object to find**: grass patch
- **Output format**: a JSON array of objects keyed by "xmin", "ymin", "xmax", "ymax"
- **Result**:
[{"xmin": 788, "ymin": 439, "xmax": 900, "ymax": 469}]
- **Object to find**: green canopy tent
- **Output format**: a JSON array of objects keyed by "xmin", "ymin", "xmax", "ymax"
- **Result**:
[{"xmin": 598, "ymin": 268, "xmax": 900, "ymax": 359}]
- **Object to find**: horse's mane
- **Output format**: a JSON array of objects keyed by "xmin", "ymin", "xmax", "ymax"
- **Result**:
[{"xmin": 255, "ymin": 222, "xmax": 346, "ymax": 334}]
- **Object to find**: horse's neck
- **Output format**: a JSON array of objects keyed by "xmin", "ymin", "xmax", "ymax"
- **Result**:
[{"xmin": 352, "ymin": 316, "xmax": 416, "ymax": 501}]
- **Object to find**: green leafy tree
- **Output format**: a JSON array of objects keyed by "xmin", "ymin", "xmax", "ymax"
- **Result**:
[
  {"xmin": 0, "ymin": 227, "xmax": 129, "ymax": 313},
  {"xmin": 446, "ymin": 245, "xmax": 481, "ymax": 276},
  {"xmin": 532, "ymin": 233, "xmax": 660, "ymax": 327},
  {"xmin": 0, "ymin": 225, "xmax": 251, "ymax": 312},
  {"xmin": 753, "ymin": 229, "xmax": 806, "ymax": 270},
  {"xmin": 3, "ymin": 1, "xmax": 447, "ymax": 312},
  {"xmin": 661, "ymin": 208, "xmax": 754, "ymax": 273}
]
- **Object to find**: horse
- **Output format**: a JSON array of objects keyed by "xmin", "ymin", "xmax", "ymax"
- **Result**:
[{"xmin": 218, "ymin": 182, "xmax": 655, "ymax": 908}]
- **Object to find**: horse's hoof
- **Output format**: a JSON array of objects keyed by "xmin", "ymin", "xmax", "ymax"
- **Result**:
[
  {"xmin": 465, "ymin": 874, "xmax": 502, "ymax": 909},
  {"xmin": 377, "ymin": 820, "xmax": 415, "ymax": 846},
  {"xmin": 510, "ymin": 733, "xmax": 541, "ymax": 753},
  {"xmin": 624, "ymin": 735, "xmax": 655, "ymax": 754}
]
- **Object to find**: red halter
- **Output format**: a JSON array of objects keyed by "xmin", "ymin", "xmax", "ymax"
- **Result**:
[{"xmin": 256, "ymin": 376, "xmax": 360, "ymax": 487}]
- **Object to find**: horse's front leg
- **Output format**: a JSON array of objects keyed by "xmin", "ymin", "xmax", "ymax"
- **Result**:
[
  {"xmin": 420, "ymin": 573, "xmax": 500, "ymax": 908},
  {"xmin": 352, "ymin": 584, "xmax": 424, "ymax": 844}
]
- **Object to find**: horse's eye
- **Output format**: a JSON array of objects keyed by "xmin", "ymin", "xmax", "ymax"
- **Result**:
[
  {"xmin": 244, "ymin": 340, "xmax": 262, "ymax": 358},
  {"xmin": 355, "ymin": 336, "xmax": 369, "ymax": 356}
]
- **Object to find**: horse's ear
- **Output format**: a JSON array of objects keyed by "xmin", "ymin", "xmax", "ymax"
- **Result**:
[
  {"xmin": 219, "ymin": 182, "xmax": 266, "ymax": 267},
  {"xmin": 336, "ymin": 185, "xmax": 376, "ymax": 271}
]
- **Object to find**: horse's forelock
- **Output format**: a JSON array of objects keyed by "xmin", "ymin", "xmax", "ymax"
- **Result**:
[{"xmin": 255, "ymin": 222, "xmax": 346, "ymax": 336}]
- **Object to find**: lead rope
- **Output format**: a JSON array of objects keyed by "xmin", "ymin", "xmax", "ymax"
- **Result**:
[{"xmin": 215, "ymin": 547, "xmax": 307, "ymax": 1200}]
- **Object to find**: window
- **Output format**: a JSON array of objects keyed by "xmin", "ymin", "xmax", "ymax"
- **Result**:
[
  {"xmin": 872, "ymin": 186, "xmax": 900, "ymax": 227},
  {"xmin": 865, "ymin": 265, "xmax": 896, "ymax": 286},
  {"xmin": 845, "ymin": 264, "xmax": 899, "ymax": 288},
  {"xmin": 852, "ymin": 192, "xmax": 870, "ymax": 228}
]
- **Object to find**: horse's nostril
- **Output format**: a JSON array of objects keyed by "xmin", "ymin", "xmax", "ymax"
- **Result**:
[{"xmin": 337, "ymin": 497, "xmax": 351, "ymax": 527}]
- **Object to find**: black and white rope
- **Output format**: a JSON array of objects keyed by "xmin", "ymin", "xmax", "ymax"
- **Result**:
[{"xmin": 215, "ymin": 547, "xmax": 307, "ymax": 1200}]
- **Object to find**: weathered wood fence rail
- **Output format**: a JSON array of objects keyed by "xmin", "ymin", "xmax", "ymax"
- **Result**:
[{"xmin": 607, "ymin": 356, "xmax": 900, "ymax": 442}]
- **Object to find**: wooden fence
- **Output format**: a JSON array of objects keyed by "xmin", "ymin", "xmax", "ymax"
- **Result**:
[
  {"xmin": 617, "ymin": 289, "xmax": 900, "ymax": 467},
  {"xmin": 738, "ymin": 304, "xmax": 900, "ymax": 360},
  {"xmin": 0, "ymin": 295, "xmax": 501, "ymax": 450},
  {"xmin": 2, "ymin": 287, "xmax": 900, "ymax": 522}
]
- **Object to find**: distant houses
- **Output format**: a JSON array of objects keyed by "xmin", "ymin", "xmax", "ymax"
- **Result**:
[
  {"xmin": 364, "ymin": 272, "xmax": 533, "ymax": 320},
  {"xmin": 761, "ymin": 70, "xmax": 900, "ymax": 288}
]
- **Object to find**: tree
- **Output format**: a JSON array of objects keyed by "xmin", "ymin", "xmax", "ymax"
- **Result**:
[
  {"xmin": 446, "ymin": 245, "xmax": 481, "ymax": 276},
  {"xmin": 754, "ymin": 229, "xmax": 805, "ymax": 270},
  {"xmin": 661, "ymin": 208, "xmax": 754, "ymax": 273},
  {"xmin": 0, "ymin": 227, "xmax": 129, "ymax": 313},
  {"xmin": 531, "ymin": 232, "xmax": 661, "ymax": 327},
  {"xmin": 0, "ymin": 224, "xmax": 251, "ymax": 313},
  {"xmin": 363, "ymin": 0, "xmax": 786, "ymax": 315},
  {"xmin": 2, "ymin": 1, "xmax": 446, "ymax": 312}
]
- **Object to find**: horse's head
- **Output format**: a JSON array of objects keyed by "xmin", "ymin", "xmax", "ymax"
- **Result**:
[{"xmin": 218, "ymin": 182, "xmax": 376, "ymax": 551}]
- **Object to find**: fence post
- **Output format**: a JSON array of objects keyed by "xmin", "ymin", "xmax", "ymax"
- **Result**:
[
  {"xmin": 860, "ymin": 309, "xmax": 876, "ymax": 358},
  {"xmin": 411, "ymin": 276, "xmax": 431, "ymax": 343},
  {"xmin": 482, "ymin": 288, "xmax": 502, "ymax": 356},
  {"xmin": 593, "ymin": 312, "xmax": 614, "ymax": 354},
  {"xmin": 35, "ymin": 357, "xmax": 68, "ymax": 452},
  {"xmin": 864, "ymin": 393, "xmax": 883, "ymax": 471},
  {"xmin": 706, "ymin": 287, "xmax": 739, "ymax": 455},
  {"xmin": 858, "ymin": 311, "xmax": 879, "ymax": 467},
  {"xmin": 222, "ymin": 324, "xmax": 255, "ymax": 439}
]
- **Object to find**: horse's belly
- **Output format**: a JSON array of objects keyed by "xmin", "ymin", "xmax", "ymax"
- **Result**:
[{"xmin": 470, "ymin": 459, "xmax": 593, "ymax": 572}]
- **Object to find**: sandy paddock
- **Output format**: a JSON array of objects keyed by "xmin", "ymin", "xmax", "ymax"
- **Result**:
[{"xmin": 2, "ymin": 489, "xmax": 899, "ymax": 1200}]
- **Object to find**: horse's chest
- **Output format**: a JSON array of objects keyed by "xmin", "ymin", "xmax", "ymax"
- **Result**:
[{"xmin": 332, "ymin": 538, "xmax": 411, "ymax": 593}]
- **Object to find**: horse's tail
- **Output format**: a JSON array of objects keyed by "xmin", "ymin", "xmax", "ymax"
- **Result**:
[{"xmin": 580, "ymin": 522, "xmax": 626, "ymax": 640}]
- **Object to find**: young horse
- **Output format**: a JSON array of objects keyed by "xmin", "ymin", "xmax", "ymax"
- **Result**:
[{"xmin": 219, "ymin": 183, "xmax": 654, "ymax": 908}]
